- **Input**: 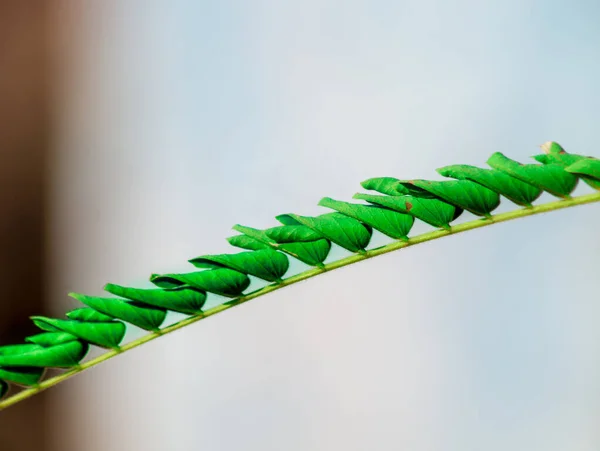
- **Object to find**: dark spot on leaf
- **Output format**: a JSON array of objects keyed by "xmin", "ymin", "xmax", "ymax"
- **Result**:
[{"xmin": 405, "ymin": 201, "xmax": 413, "ymax": 211}]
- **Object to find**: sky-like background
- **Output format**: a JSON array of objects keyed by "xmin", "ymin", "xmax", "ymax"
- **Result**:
[{"xmin": 47, "ymin": 1, "xmax": 599, "ymax": 450}]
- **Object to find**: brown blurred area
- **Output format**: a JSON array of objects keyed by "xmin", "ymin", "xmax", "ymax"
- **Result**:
[{"xmin": 0, "ymin": 2, "xmax": 52, "ymax": 450}]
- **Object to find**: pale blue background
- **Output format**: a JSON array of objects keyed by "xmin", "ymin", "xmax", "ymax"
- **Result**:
[{"xmin": 48, "ymin": 1, "xmax": 599, "ymax": 450}]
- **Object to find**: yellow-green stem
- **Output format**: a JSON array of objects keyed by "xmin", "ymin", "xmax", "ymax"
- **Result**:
[{"xmin": 1, "ymin": 191, "xmax": 599, "ymax": 411}]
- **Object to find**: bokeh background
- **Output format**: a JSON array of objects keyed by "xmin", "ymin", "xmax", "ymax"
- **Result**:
[{"xmin": 0, "ymin": 1, "xmax": 599, "ymax": 450}]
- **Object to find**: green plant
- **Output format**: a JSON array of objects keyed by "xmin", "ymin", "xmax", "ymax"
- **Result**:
[{"xmin": 0, "ymin": 141, "xmax": 598, "ymax": 411}]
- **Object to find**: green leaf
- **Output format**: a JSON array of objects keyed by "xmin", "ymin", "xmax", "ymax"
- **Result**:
[
  {"xmin": 395, "ymin": 179, "xmax": 500, "ymax": 217},
  {"xmin": 66, "ymin": 308, "xmax": 114, "ymax": 322},
  {"xmin": 25, "ymin": 332, "xmax": 78, "ymax": 347},
  {"xmin": 233, "ymin": 224, "xmax": 331, "ymax": 267},
  {"xmin": 0, "ymin": 366, "xmax": 44, "ymax": 386},
  {"xmin": 437, "ymin": 165, "xmax": 542, "ymax": 206},
  {"xmin": 150, "ymin": 268, "xmax": 250, "ymax": 297},
  {"xmin": 534, "ymin": 152, "xmax": 600, "ymax": 190},
  {"xmin": 189, "ymin": 249, "xmax": 289, "ymax": 282},
  {"xmin": 264, "ymin": 225, "xmax": 323, "ymax": 243},
  {"xmin": 487, "ymin": 153, "xmax": 578, "ymax": 198},
  {"xmin": 360, "ymin": 177, "xmax": 403, "ymax": 196},
  {"xmin": 353, "ymin": 193, "xmax": 460, "ymax": 230},
  {"xmin": 226, "ymin": 234, "xmax": 270, "ymax": 251},
  {"xmin": 278, "ymin": 240, "xmax": 330, "ymax": 267},
  {"xmin": 231, "ymin": 225, "xmax": 278, "ymax": 246},
  {"xmin": 318, "ymin": 197, "xmax": 414, "ymax": 240},
  {"xmin": 279, "ymin": 212, "xmax": 372, "ymax": 253},
  {"xmin": 565, "ymin": 158, "xmax": 600, "ymax": 184},
  {"xmin": 104, "ymin": 284, "xmax": 206, "ymax": 315},
  {"xmin": 275, "ymin": 215, "xmax": 303, "ymax": 226},
  {"xmin": 0, "ymin": 380, "xmax": 8, "ymax": 399},
  {"xmin": 534, "ymin": 153, "xmax": 584, "ymax": 166},
  {"xmin": 69, "ymin": 293, "xmax": 167, "ymax": 331},
  {"xmin": 0, "ymin": 341, "xmax": 88, "ymax": 368},
  {"xmin": 31, "ymin": 316, "xmax": 126, "ymax": 349}
]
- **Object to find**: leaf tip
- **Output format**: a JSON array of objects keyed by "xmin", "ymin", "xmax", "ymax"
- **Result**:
[
  {"xmin": 540, "ymin": 141, "xmax": 565, "ymax": 155},
  {"xmin": 103, "ymin": 282, "xmax": 117, "ymax": 291},
  {"xmin": 317, "ymin": 197, "xmax": 333, "ymax": 207},
  {"xmin": 359, "ymin": 179, "xmax": 371, "ymax": 189}
]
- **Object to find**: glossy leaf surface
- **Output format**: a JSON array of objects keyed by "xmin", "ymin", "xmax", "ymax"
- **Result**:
[
  {"xmin": 437, "ymin": 165, "xmax": 542, "ymax": 206},
  {"xmin": 353, "ymin": 193, "xmax": 459, "ymax": 229},
  {"xmin": 395, "ymin": 179, "xmax": 500, "ymax": 217},
  {"xmin": 70, "ymin": 293, "xmax": 167, "ymax": 331},
  {"xmin": 0, "ymin": 366, "xmax": 44, "ymax": 386},
  {"xmin": 104, "ymin": 284, "xmax": 207, "ymax": 315},
  {"xmin": 190, "ymin": 249, "xmax": 289, "ymax": 282},
  {"xmin": 318, "ymin": 197, "xmax": 414, "ymax": 240},
  {"xmin": 487, "ymin": 152, "xmax": 578, "ymax": 198},
  {"xmin": 25, "ymin": 332, "xmax": 79, "ymax": 347},
  {"xmin": 150, "ymin": 268, "xmax": 251, "ymax": 297},
  {"xmin": 279, "ymin": 213, "xmax": 372, "ymax": 253},
  {"xmin": 233, "ymin": 225, "xmax": 331, "ymax": 267},
  {"xmin": 0, "ymin": 341, "xmax": 88, "ymax": 367},
  {"xmin": 31, "ymin": 317, "xmax": 125, "ymax": 349}
]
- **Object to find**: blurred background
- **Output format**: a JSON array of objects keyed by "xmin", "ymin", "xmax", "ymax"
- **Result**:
[{"xmin": 0, "ymin": 1, "xmax": 599, "ymax": 450}]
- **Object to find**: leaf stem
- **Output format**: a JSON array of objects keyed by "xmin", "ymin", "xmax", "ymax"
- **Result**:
[{"xmin": 1, "ymin": 191, "xmax": 598, "ymax": 411}]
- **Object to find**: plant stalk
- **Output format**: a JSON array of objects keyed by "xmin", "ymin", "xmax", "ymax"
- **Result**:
[{"xmin": 0, "ymin": 191, "xmax": 598, "ymax": 411}]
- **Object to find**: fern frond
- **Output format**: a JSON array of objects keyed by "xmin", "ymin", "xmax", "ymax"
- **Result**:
[{"xmin": 0, "ymin": 141, "xmax": 598, "ymax": 410}]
